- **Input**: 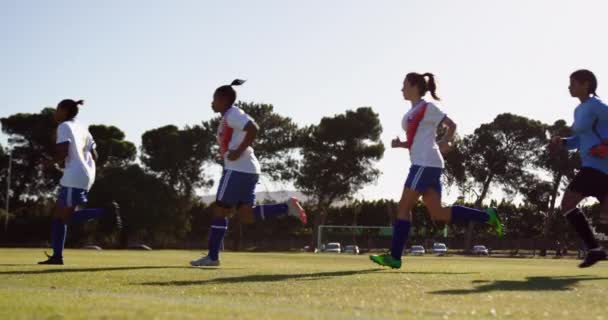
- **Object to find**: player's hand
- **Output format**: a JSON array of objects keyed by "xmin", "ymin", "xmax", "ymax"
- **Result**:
[
  {"xmin": 438, "ymin": 141, "xmax": 452, "ymax": 154},
  {"xmin": 391, "ymin": 137, "xmax": 406, "ymax": 148},
  {"xmin": 227, "ymin": 149, "xmax": 243, "ymax": 161}
]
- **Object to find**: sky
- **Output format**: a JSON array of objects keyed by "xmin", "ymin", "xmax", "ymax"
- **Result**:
[{"xmin": 1, "ymin": 0, "xmax": 607, "ymax": 203}]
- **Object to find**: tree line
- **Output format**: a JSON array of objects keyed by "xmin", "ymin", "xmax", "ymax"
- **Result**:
[{"xmin": 0, "ymin": 102, "xmax": 600, "ymax": 253}]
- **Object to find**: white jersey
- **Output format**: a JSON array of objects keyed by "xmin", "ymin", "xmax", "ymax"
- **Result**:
[
  {"xmin": 402, "ymin": 100, "xmax": 447, "ymax": 168},
  {"xmin": 56, "ymin": 120, "xmax": 97, "ymax": 190},
  {"xmin": 217, "ymin": 106, "xmax": 261, "ymax": 174}
]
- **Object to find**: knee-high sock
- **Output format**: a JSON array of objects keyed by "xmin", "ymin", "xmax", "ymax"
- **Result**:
[
  {"xmin": 566, "ymin": 208, "xmax": 600, "ymax": 250},
  {"xmin": 390, "ymin": 219, "xmax": 411, "ymax": 260},
  {"xmin": 208, "ymin": 217, "xmax": 228, "ymax": 261},
  {"xmin": 70, "ymin": 208, "xmax": 105, "ymax": 224},
  {"xmin": 450, "ymin": 205, "xmax": 489, "ymax": 224},
  {"xmin": 253, "ymin": 203, "xmax": 288, "ymax": 221},
  {"xmin": 51, "ymin": 219, "xmax": 67, "ymax": 258}
]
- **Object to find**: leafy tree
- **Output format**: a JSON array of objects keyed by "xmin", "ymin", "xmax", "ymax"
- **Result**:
[
  {"xmin": 296, "ymin": 107, "xmax": 384, "ymax": 248},
  {"xmin": 140, "ymin": 124, "xmax": 215, "ymax": 197},
  {"xmin": 0, "ymin": 108, "xmax": 58, "ymax": 200},
  {"xmin": 88, "ymin": 125, "xmax": 136, "ymax": 170},
  {"xmin": 450, "ymin": 113, "xmax": 547, "ymax": 250}
]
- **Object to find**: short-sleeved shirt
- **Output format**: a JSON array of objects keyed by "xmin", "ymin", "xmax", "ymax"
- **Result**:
[
  {"xmin": 217, "ymin": 106, "xmax": 261, "ymax": 174},
  {"xmin": 402, "ymin": 100, "xmax": 447, "ymax": 168},
  {"xmin": 56, "ymin": 120, "xmax": 97, "ymax": 190}
]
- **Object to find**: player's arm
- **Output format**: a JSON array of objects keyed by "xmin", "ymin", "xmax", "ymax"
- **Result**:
[
  {"xmin": 437, "ymin": 116, "xmax": 457, "ymax": 153},
  {"xmin": 227, "ymin": 121, "xmax": 259, "ymax": 161}
]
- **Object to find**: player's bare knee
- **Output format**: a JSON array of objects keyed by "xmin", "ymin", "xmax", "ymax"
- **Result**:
[
  {"xmin": 237, "ymin": 205, "xmax": 255, "ymax": 224},
  {"xmin": 211, "ymin": 201, "xmax": 235, "ymax": 218}
]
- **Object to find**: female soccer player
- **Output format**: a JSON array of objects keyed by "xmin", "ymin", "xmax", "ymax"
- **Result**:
[
  {"xmin": 38, "ymin": 99, "xmax": 121, "ymax": 265},
  {"xmin": 370, "ymin": 72, "xmax": 503, "ymax": 269},
  {"xmin": 189, "ymin": 80, "xmax": 307, "ymax": 267},
  {"xmin": 550, "ymin": 69, "xmax": 608, "ymax": 268}
]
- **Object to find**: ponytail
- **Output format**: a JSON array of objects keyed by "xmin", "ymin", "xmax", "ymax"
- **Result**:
[
  {"xmin": 422, "ymin": 73, "xmax": 440, "ymax": 101},
  {"xmin": 230, "ymin": 79, "xmax": 246, "ymax": 86}
]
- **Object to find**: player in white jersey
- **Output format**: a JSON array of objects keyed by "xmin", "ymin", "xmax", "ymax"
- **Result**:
[
  {"xmin": 38, "ymin": 99, "xmax": 122, "ymax": 265},
  {"xmin": 370, "ymin": 73, "xmax": 503, "ymax": 269},
  {"xmin": 189, "ymin": 80, "xmax": 307, "ymax": 267}
]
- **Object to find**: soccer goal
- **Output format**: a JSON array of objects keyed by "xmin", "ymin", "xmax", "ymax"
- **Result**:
[{"xmin": 317, "ymin": 225, "xmax": 394, "ymax": 253}]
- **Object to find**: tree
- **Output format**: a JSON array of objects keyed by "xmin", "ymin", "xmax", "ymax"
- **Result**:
[
  {"xmin": 535, "ymin": 120, "xmax": 580, "ymax": 253},
  {"xmin": 296, "ymin": 107, "xmax": 385, "ymax": 248},
  {"xmin": 451, "ymin": 113, "xmax": 547, "ymax": 250},
  {"xmin": 88, "ymin": 125, "xmax": 136, "ymax": 170},
  {"xmin": 88, "ymin": 164, "xmax": 186, "ymax": 247},
  {"xmin": 0, "ymin": 108, "xmax": 58, "ymax": 200},
  {"xmin": 140, "ymin": 124, "xmax": 215, "ymax": 197}
]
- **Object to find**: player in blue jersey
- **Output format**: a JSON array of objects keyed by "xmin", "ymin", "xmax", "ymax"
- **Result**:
[{"xmin": 550, "ymin": 69, "xmax": 608, "ymax": 268}]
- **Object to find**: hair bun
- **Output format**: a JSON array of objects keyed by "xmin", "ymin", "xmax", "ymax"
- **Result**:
[
  {"xmin": 75, "ymin": 99, "xmax": 84, "ymax": 106},
  {"xmin": 230, "ymin": 79, "xmax": 246, "ymax": 86}
]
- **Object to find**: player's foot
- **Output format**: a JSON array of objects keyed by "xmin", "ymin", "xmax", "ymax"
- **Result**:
[
  {"xmin": 38, "ymin": 252, "xmax": 63, "ymax": 265},
  {"xmin": 486, "ymin": 208, "xmax": 503, "ymax": 238},
  {"xmin": 287, "ymin": 197, "xmax": 307, "ymax": 225},
  {"xmin": 190, "ymin": 255, "xmax": 220, "ymax": 267},
  {"xmin": 579, "ymin": 248, "xmax": 607, "ymax": 268},
  {"xmin": 369, "ymin": 254, "xmax": 401, "ymax": 269}
]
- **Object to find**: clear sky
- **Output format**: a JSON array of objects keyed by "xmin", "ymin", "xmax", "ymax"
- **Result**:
[{"xmin": 1, "ymin": 0, "xmax": 607, "ymax": 202}]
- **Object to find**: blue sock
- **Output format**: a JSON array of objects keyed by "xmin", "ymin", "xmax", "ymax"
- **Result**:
[
  {"xmin": 70, "ymin": 208, "xmax": 105, "ymax": 224},
  {"xmin": 208, "ymin": 217, "xmax": 228, "ymax": 261},
  {"xmin": 51, "ymin": 219, "xmax": 67, "ymax": 258},
  {"xmin": 253, "ymin": 203, "xmax": 289, "ymax": 221},
  {"xmin": 451, "ymin": 205, "xmax": 489, "ymax": 224},
  {"xmin": 390, "ymin": 219, "xmax": 411, "ymax": 260}
]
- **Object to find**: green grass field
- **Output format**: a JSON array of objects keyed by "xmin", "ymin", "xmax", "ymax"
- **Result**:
[{"xmin": 0, "ymin": 249, "xmax": 607, "ymax": 320}]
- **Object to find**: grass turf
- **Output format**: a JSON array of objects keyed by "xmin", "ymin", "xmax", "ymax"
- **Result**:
[{"xmin": 0, "ymin": 249, "xmax": 607, "ymax": 319}]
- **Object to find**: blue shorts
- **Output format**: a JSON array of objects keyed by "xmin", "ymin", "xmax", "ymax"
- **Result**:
[
  {"xmin": 216, "ymin": 170, "xmax": 259, "ymax": 207},
  {"xmin": 404, "ymin": 165, "xmax": 443, "ymax": 194},
  {"xmin": 57, "ymin": 186, "xmax": 89, "ymax": 208}
]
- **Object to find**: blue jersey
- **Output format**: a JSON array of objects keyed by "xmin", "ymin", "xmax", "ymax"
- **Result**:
[{"xmin": 564, "ymin": 97, "xmax": 608, "ymax": 174}]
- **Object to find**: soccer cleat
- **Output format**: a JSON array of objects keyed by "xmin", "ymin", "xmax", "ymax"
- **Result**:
[
  {"xmin": 38, "ymin": 252, "xmax": 64, "ymax": 265},
  {"xmin": 486, "ymin": 208, "xmax": 503, "ymax": 238},
  {"xmin": 190, "ymin": 255, "xmax": 220, "ymax": 267},
  {"xmin": 579, "ymin": 248, "xmax": 607, "ymax": 268},
  {"xmin": 369, "ymin": 254, "xmax": 402, "ymax": 269},
  {"xmin": 287, "ymin": 197, "xmax": 308, "ymax": 225}
]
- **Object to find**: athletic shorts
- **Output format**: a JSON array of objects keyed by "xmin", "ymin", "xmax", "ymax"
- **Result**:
[
  {"xmin": 216, "ymin": 169, "xmax": 259, "ymax": 207},
  {"xmin": 404, "ymin": 165, "xmax": 443, "ymax": 194},
  {"xmin": 57, "ymin": 186, "xmax": 89, "ymax": 208},
  {"xmin": 567, "ymin": 167, "xmax": 608, "ymax": 201}
]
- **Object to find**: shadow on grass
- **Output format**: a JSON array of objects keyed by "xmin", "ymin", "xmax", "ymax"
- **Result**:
[
  {"xmin": 0, "ymin": 266, "xmax": 195, "ymax": 275},
  {"xmin": 430, "ymin": 275, "xmax": 608, "ymax": 294},
  {"xmin": 139, "ymin": 269, "xmax": 384, "ymax": 286}
]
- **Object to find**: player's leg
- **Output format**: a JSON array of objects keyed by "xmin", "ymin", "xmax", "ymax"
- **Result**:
[
  {"xmin": 39, "ymin": 187, "xmax": 75, "ymax": 265},
  {"xmin": 191, "ymin": 170, "xmax": 240, "ymax": 267},
  {"xmin": 423, "ymin": 188, "xmax": 503, "ymax": 238},
  {"xmin": 68, "ymin": 189, "xmax": 122, "ymax": 230},
  {"xmin": 370, "ymin": 166, "xmax": 423, "ymax": 269},
  {"xmin": 564, "ymin": 168, "xmax": 607, "ymax": 267},
  {"xmin": 251, "ymin": 198, "xmax": 307, "ymax": 225}
]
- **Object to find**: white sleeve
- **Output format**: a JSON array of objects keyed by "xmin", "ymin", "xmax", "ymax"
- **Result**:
[
  {"xmin": 426, "ymin": 103, "xmax": 447, "ymax": 125},
  {"xmin": 56, "ymin": 123, "xmax": 72, "ymax": 144},
  {"xmin": 226, "ymin": 110, "xmax": 253, "ymax": 130},
  {"xmin": 87, "ymin": 133, "xmax": 96, "ymax": 152}
]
